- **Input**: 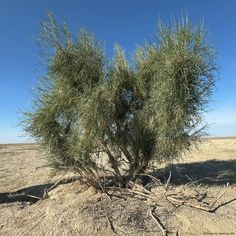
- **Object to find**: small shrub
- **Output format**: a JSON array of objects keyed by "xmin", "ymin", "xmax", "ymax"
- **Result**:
[{"xmin": 23, "ymin": 12, "xmax": 217, "ymax": 188}]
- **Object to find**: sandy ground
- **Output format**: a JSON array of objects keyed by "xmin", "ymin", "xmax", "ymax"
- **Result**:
[{"xmin": 0, "ymin": 138, "xmax": 236, "ymax": 236}]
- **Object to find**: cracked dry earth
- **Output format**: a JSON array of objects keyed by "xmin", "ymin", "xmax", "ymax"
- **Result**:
[{"xmin": 0, "ymin": 138, "xmax": 236, "ymax": 236}]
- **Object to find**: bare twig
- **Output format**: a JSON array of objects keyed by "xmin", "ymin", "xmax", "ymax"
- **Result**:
[
  {"xmin": 129, "ymin": 181, "xmax": 153, "ymax": 195},
  {"xmin": 193, "ymin": 189, "xmax": 207, "ymax": 202},
  {"xmin": 185, "ymin": 174, "xmax": 194, "ymax": 183},
  {"xmin": 43, "ymin": 176, "xmax": 81, "ymax": 199},
  {"xmin": 166, "ymin": 196, "xmax": 210, "ymax": 212},
  {"xmin": 139, "ymin": 172, "xmax": 162, "ymax": 186},
  {"xmin": 210, "ymin": 197, "xmax": 236, "ymax": 212},
  {"xmin": 167, "ymin": 189, "xmax": 236, "ymax": 213},
  {"xmin": 106, "ymin": 215, "xmax": 116, "ymax": 234},
  {"xmin": 184, "ymin": 177, "xmax": 208, "ymax": 187},
  {"xmin": 165, "ymin": 171, "xmax": 171, "ymax": 190},
  {"xmin": 48, "ymin": 176, "xmax": 80, "ymax": 192},
  {"xmin": 126, "ymin": 188, "xmax": 155, "ymax": 200},
  {"xmin": 149, "ymin": 207, "xmax": 168, "ymax": 236},
  {"xmin": 210, "ymin": 182, "xmax": 229, "ymax": 208},
  {"xmin": 7, "ymin": 193, "xmax": 41, "ymax": 203}
]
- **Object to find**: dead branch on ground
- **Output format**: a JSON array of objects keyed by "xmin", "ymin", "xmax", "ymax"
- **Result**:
[
  {"xmin": 7, "ymin": 193, "xmax": 41, "ymax": 203},
  {"xmin": 149, "ymin": 207, "xmax": 168, "ymax": 236},
  {"xmin": 166, "ymin": 182, "xmax": 235, "ymax": 213}
]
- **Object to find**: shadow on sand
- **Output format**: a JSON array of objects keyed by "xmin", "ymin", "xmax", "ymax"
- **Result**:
[
  {"xmin": 0, "ymin": 183, "xmax": 54, "ymax": 204},
  {"xmin": 155, "ymin": 159, "xmax": 236, "ymax": 186},
  {"xmin": 1, "ymin": 159, "xmax": 236, "ymax": 204}
]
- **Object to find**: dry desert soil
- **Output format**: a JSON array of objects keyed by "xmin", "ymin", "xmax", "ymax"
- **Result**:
[{"xmin": 0, "ymin": 138, "xmax": 236, "ymax": 236}]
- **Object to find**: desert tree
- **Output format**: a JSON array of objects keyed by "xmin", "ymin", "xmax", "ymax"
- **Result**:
[{"xmin": 23, "ymin": 12, "xmax": 217, "ymax": 188}]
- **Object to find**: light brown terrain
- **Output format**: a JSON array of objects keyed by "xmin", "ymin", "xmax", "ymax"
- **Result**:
[{"xmin": 0, "ymin": 138, "xmax": 236, "ymax": 236}]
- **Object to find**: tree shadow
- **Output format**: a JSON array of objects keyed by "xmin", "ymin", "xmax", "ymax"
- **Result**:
[
  {"xmin": 0, "ymin": 183, "xmax": 54, "ymax": 204},
  {"xmin": 0, "ymin": 176, "xmax": 81, "ymax": 205},
  {"xmin": 1, "ymin": 159, "xmax": 236, "ymax": 205},
  {"xmin": 154, "ymin": 159, "xmax": 236, "ymax": 186}
]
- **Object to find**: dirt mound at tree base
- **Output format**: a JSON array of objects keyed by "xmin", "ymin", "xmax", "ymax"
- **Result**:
[{"xmin": 1, "ymin": 179, "xmax": 235, "ymax": 236}]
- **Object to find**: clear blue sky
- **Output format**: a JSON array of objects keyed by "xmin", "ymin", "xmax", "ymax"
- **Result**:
[{"xmin": 0, "ymin": 0, "xmax": 236, "ymax": 143}]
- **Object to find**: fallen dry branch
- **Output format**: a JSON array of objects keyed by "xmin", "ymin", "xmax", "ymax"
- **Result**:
[
  {"xmin": 162, "ymin": 181, "xmax": 233, "ymax": 214},
  {"xmin": 7, "ymin": 193, "xmax": 42, "ymax": 203},
  {"xmin": 126, "ymin": 188, "xmax": 155, "ymax": 200},
  {"xmin": 49, "ymin": 176, "xmax": 80, "ymax": 192},
  {"xmin": 149, "ymin": 207, "xmax": 168, "ymax": 236},
  {"xmin": 107, "ymin": 182, "xmax": 156, "ymax": 200},
  {"xmin": 129, "ymin": 181, "xmax": 154, "ymax": 195},
  {"xmin": 166, "ymin": 196, "xmax": 210, "ymax": 212},
  {"xmin": 167, "ymin": 194, "xmax": 236, "ymax": 213},
  {"xmin": 210, "ymin": 182, "xmax": 229, "ymax": 208},
  {"xmin": 43, "ymin": 176, "xmax": 81, "ymax": 199},
  {"xmin": 210, "ymin": 197, "xmax": 236, "ymax": 212}
]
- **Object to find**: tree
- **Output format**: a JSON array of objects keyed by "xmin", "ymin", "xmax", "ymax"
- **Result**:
[{"xmin": 23, "ymin": 13, "xmax": 217, "ymax": 188}]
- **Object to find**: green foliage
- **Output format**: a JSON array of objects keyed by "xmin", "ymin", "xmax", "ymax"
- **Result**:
[{"xmin": 23, "ymin": 12, "xmax": 217, "ymax": 187}]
